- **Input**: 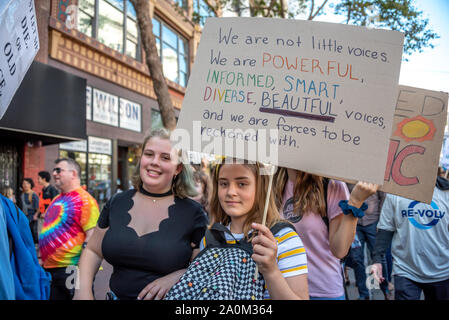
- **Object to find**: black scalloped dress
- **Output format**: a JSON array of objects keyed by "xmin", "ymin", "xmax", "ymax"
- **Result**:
[{"xmin": 98, "ymin": 189, "xmax": 208, "ymax": 300}]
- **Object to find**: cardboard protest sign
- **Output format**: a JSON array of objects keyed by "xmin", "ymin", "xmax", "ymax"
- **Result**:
[
  {"xmin": 0, "ymin": 0, "xmax": 39, "ymax": 119},
  {"xmin": 175, "ymin": 17, "xmax": 404, "ymax": 184},
  {"xmin": 380, "ymin": 86, "xmax": 448, "ymax": 203}
]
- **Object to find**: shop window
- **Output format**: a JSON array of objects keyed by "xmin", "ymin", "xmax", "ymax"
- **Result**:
[
  {"xmin": 77, "ymin": 0, "xmax": 140, "ymax": 60},
  {"xmin": 127, "ymin": 146, "xmax": 140, "ymax": 189},
  {"xmin": 152, "ymin": 17, "xmax": 189, "ymax": 87},
  {"xmin": 78, "ymin": 0, "xmax": 95, "ymax": 36},
  {"xmin": 0, "ymin": 144, "xmax": 19, "ymax": 195},
  {"xmin": 151, "ymin": 109, "xmax": 163, "ymax": 130},
  {"xmin": 88, "ymin": 153, "xmax": 112, "ymax": 210}
]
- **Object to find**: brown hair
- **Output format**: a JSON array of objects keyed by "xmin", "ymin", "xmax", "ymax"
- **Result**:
[
  {"xmin": 193, "ymin": 170, "xmax": 212, "ymax": 212},
  {"xmin": 22, "ymin": 178, "xmax": 35, "ymax": 203},
  {"xmin": 209, "ymin": 160, "xmax": 282, "ymax": 238},
  {"xmin": 273, "ymin": 167, "xmax": 327, "ymax": 218},
  {"xmin": 132, "ymin": 128, "xmax": 198, "ymax": 198}
]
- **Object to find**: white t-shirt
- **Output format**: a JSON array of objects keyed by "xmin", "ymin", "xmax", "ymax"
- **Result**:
[
  {"xmin": 199, "ymin": 225, "xmax": 308, "ymax": 299},
  {"xmin": 378, "ymin": 187, "xmax": 449, "ymax": 283}
]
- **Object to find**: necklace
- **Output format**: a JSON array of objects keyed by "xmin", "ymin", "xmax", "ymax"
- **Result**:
[{"xmin": 139, "ymin": 185, "xmax": 173, "ymax": 203}]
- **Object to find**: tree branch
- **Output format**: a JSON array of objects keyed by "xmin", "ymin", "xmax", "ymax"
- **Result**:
[
  {"xmin": 308, "ymin": 0, "xmax": 315, "ymax": 20},
  {"xmin": 202, "ymin": 0, "xmax": 223, "ymax": 17},
  {"xmin": 310, "ymin": 0, "xmax": 328, "ymax": 20}
]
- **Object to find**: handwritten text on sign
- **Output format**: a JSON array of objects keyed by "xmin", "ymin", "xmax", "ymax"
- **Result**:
[
  {"xmin": 176, "ymin": 18, "xmax": 404, "ymax": 184},
  {"xmin": 0, "ymin": 0, "xmax": 39, "ymax": 119},
  {"xmin": 381, "ymin": 86, "xmax": 448, "ymax": 204}
]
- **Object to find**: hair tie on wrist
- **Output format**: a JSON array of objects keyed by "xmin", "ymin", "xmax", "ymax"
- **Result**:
[{"xmin": 338, "ymin": 200, "xmax": 368, "ymax": 218}]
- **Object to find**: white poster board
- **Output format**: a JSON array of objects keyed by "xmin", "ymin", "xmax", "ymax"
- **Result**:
[
  {"xmin": 119, "ymin": 97, "xmax": 141, "ymax": 132},
  {"xmin": 93, "ymin": 88, "xmax": 119, "ymax": 126},
  {"xmin": 86, "ymin": 86, "xmax": 92, "ymax": 120},
  {"xmin": 60, "ymin": 139, "xmax": 88, "ymax": 152},
  {"xmin": 0, "ymin": 0, "xmax": 40, "ymax": 119},
  {"xmin": 175, "ymin": 17, "xmax": 404, "ymax": 184},
  {"xmin": 88, "ymin": 136, "xmax": 112, "ymax": 155}
]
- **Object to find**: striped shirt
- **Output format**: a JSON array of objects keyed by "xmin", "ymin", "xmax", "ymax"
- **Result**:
[{"xmin": 199, "ymin": 225, "xmax": 308, "ymax": 300}]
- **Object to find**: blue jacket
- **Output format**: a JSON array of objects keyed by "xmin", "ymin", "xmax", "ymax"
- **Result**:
[
  {"xmin": 0, "ymin": 201, "xmax": 14, "ymax": 299},
  {"xmin": 0, "ymin": 194, "xmax": 51, "ymax": 300}
]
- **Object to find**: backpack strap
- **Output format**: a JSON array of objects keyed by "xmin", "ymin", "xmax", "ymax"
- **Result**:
[
  {"xmin": 321, "ymin": 177, "xmax": 330, "ymax": 230},
  {"xmin": 204, "ymin": 223, "xmax": 228, "ymax": 247},
  {"xmin": 270, "ymin": 221, "xmax": 296, "ymax": 235},
  {"xmin": 204, "ymin": 223, "xmax": 254, "ymax": 255}
]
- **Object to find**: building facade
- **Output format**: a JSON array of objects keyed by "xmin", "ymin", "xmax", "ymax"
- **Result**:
[{"xmin": 0, "ymin": 0, "xmax": 202, "ymax": 209}]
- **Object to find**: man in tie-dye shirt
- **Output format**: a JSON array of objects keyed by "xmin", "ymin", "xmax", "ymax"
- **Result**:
[{"xmin": 39, "ymin": 158, "xmax": 99, "ymax": 300}]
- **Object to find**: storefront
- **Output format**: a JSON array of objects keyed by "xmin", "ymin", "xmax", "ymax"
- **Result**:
[
  {"xmin": 58, "ymin": 81, "xmax": 148, "ymax": 209},
  {"xmin": 0, "ymin": 144, "xmax": 20, "ymax": 194},
  {"xmin": 59, "ymin": 136, "xmax": 112, "ymax": 210},
  {"xmin": 0, "ymin": 61, "xmax": 86, "ymax": 195}
]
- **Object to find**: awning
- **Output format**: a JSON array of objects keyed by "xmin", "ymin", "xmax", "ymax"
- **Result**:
[{"xmin": 0, "ymin": 61, "xmax": 86, "ymax": 145}]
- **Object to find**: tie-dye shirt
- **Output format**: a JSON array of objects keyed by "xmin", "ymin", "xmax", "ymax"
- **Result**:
[{"xmin": 39, "ymin": 187, "xmax": 99, "ymax": 268}]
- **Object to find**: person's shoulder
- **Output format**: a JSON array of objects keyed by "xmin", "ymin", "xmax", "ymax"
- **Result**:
[
  {"xmin": 273, "ymin": 226, "xmax": 297, "ymax": 237},
  {"xmin": 272, "ymin": 223, "xmax": 299, "ymax": 241},
  {"xmin": 328, "ymin": 179, "xmax": 350, "ymax": 195},
  {"xmin": 76, "ymin": 187, "xmax": 99, "ymax": 205},
  {"xmin": 273, "ymin": 226, "xmax": 304, "ymax": 252},
  {"xmin": 112, "ymin": 189, "xmax": 136, "ymax": 201},
  {"xmin": 328, "ymin": 179, "xmax": 347, "ymax": 189}
]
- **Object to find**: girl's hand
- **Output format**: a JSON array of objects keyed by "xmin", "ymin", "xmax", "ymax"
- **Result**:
[
  {"xmin": 349, "ymin": 182, "xmax": 379, "ymax": 208},
  {"xmin": 251, "ymin": 223, "xmax": 278, "ymax": 277},
  {"xmin": 137, "ymin": 269, "xmax": 186, "ymax": 300}
]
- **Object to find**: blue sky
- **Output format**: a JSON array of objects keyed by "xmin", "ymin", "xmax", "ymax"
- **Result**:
[
  {"xmin": 307, "ymin": 0, "xmax": 449, "ymax": 93},
  {"xmin": 399, "ymin": 0, "xmax": 449, "ymax": 94}
]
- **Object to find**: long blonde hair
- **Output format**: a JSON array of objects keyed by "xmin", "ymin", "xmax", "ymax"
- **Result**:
[
  {"xmin": 132, "ymin": 128, "xmax": 198, "ymax": 198},
  {"xmin": 273, "ymin": 168, "xmax": 327, "ymax": 218},
  {"xmin": 209, "ymin": 160, "xmax": 282, "ymax": 238}
]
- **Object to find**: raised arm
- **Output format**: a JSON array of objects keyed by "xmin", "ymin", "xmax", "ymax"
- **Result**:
[{"xmin": 329, "ymin": 182, "xmax": 378, "ymax": 259}]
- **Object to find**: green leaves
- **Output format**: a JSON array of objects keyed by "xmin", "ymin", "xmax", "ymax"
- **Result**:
[{"xmin": 334, "ymin": 0, "xmax": 439, "ymax": 57}]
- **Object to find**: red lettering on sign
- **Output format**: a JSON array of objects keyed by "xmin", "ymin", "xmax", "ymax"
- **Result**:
[{"xmin": 384, "ymin": 139, "xmax": 426, "ymax": 186}]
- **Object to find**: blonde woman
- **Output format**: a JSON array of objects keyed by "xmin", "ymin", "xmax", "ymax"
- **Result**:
[{"xmin": 73, "ymin": 129, "xmax": 208, "ymax": 300}]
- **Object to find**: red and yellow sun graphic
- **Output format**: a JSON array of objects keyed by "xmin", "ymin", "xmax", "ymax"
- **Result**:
[{"xmin": 394, "ymin": 116, "xmax": 436, "ymax": 142}]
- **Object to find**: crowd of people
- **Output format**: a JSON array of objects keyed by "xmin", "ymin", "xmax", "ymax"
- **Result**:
[{"xmin": 1, "ymin": 127, "xmax": 448, "ymax": 300}]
